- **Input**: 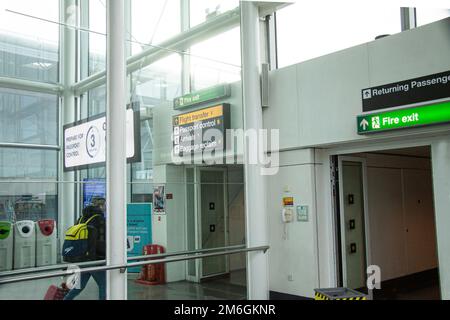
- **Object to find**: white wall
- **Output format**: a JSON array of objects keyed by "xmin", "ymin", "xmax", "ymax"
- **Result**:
[
  {"xmin": 151, "ymin": 164, "xmax": 187, "ymax": 282},
  {"xmin": 360, "ymin": 153, "xmax": 437, "ymax": 281},
  {"xmin": 165, "ymin": 165, "xmax": 187, "ymax": 282},
  {"xmin": 265, "ymin": 18, "xmax": 450, "ymax": 150},
  {"xmin": 265, "ymin": 18, "xmax": 450, "ymax": 298},
  {"xmin": 267, "ymin": 149, "xmax": 319, "ymax": 298}
]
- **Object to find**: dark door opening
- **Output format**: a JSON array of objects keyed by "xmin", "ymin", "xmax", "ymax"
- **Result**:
[{"xmin": 333, "ymin": 146, "xmax": 440, "ymax": 300}]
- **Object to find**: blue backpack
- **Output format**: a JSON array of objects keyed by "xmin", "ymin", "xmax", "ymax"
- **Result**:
[{"xmin": 62, "ymin": 214, "xmax": 99, "ymax": 263}]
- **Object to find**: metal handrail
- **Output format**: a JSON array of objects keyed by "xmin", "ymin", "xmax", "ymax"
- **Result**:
[
  {"xmin": 0, "ymin": 244, "xmax": 246, "ymax": 278},
  {"xmin": 0, "ymin": 260, "xmax": 106, "ymax": 278},
  {"xmin": 0, "ymin": 245, "xmax": 269, "ymax": 285},
  {"xmin": 129, "ymin": 244, "xmax": 246, "ymax": 261}
]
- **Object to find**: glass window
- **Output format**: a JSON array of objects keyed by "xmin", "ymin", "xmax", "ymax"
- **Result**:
[
  {"xmin": 131, "ymin": 119, "xmax": 153, "ymax": 192},
  {"xmin": 276, "ymin": 3, "xmax": 401, "ymax": 68},
  {"xmin": 190, "ymin": 27, "xmax": 241, "ymax": 91},
  {"xmin": 0, "ymin": 0, "xmax": 59, "ymax": 83},
  {"xmin": 130, "ymin": 54, "xmax": 181, "ymax": 197},
  {"xmin": 0, "ymin": 88, "xmax": 58, "ymax": 145},
  {"xmin": 0, "ymin": 182, "xmax": 57, "ymax": 222},
  {"xmin": 417, "ymin": 8, "xmax": 450, "ymax": 26},
  {"xmin": 190, "ymin": 0, "xmax": 239, "ymax": 28},
  {"xmin": 0, "ymin": 148, "xmax": 57, "ymax": 178},
  {"xmin": 88, "ymin": 0, "xmax": 106, "ymax": 76},
  {"xmin": 131, "ymin": 54, "xmax": 182, "ymax": 105},
  {"xmin": 88, "ymin": 85, "xmax": 106, "ymax": 117},
  {"xmin": 131, "ymin": 0, "xmax": 180, "ymax": 55}
]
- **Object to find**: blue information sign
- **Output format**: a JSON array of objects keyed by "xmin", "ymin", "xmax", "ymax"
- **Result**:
[{"xmin": 127, "ymin": 203, "xmax": 152, "ymax": 273}]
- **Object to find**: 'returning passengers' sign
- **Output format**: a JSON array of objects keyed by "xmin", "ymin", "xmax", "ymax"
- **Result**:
[
  {"xmin": 362, "ymin": 70, "xmax": 450, "ymax": 112},
  {"xmin": 172, "ymin": 104, "xmax": 230, "ymax": 156}
]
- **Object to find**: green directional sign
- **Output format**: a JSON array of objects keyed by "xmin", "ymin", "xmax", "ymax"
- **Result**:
[
  {"xmin": 174, "ymin": 84, "xmax": 231, "ymax": 110},
  {"xmin": 357, "ymin": 101, "xmax": 450, "ymax": 134}
]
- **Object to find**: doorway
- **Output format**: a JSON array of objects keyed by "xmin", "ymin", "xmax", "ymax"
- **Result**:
[
  {"xmin": 338, "ymin": 157, "xmax": 369, "ymax": 291},
  {"xmin": 185, "ymin": 167, "xmax": 229, "ymax": 282},
  {"xmin": 333, "ymin": 146, "xmax": 440, "ymax": 299}
]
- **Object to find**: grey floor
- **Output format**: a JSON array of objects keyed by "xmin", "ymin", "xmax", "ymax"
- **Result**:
[{"xmin": 128, "ymin": 269, "xmax": 247, "ymax": 300}]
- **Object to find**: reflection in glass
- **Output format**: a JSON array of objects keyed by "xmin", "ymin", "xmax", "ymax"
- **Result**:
[
  {"xmin": 0, "ymin": 182, "xmax": 57, "ymax": 222},
  {"xmin": 0, "ymin": 148, "xmax": 57, "ymax": 179},
  {"xmin": 88, "ymin": 0, "xmax": 106, "ymax": 76},
  {"xmin": 0, "ymin": 0, "xmax": 59, "ymax": 83},
  {"xmin": 0, "ymin": 88, "xmax": 58, "ymax": 145},
  {"xmin": 190, "ymin": 27, "xmax": 241, "ymax": 91},
  {"xmin": 190, "ymin": 0, "xmax": 239, "ymax": 28},
  {"xmin": 131, "ymin": 0, "xmax": 181, "ymax": 55}
]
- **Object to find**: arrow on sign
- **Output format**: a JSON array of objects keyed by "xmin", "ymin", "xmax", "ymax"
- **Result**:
[{"xmin": 360, "ymin": 119, "xmax": 369, "ymax": 130}]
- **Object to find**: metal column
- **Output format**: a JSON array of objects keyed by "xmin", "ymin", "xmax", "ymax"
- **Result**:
[
  {"xmin": 401, "ymin": 7, "xmax": 417, "ymax": 31},
  {"xmin": 180, "ymin": 0, "xmax": 191, "ymax": 94},
  {"xmin": 60, "ymin": 0, "xmax": 76, "ymax": 244},
  {"xmin": 240, "ymin": 1, "xmax": 270, "ymax": 300},
  {"xmin": 106, "ymin": 0, "xmax": 127, "ymax": 300}
]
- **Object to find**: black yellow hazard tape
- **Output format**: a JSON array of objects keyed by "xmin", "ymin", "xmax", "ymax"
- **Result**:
[
  {"xmin": 315, "ymin": 292, "xmax": 328, "ymax": 300},
  {"xmin": 315, "ymin": 292, "xmax": 367, "ymax": 300}
]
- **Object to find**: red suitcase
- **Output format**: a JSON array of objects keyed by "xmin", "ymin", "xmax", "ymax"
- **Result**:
[{"xmin": 44, "ymin": 284, "xmax": 69, "ymax": 300}]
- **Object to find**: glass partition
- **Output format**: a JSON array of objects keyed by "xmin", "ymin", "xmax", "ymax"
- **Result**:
[
  {"xmin": 0, "ymin": 89, "xmax": 58, "ymax": 145},
  {"xmin": 190, "ymin": 0, "xmax": 239, "ymax": 28},
  {"xmin": 190, "ymin": 27, "xmax": 241, "ymax": 91},
  {"xmin": 88, "ymin": 0, "xmax": 106, "ymax": 76},
  {"xmin": 0, "ymin": 0, "xmax": 59, "ymax": 83},
  {"xmin": 125, "ymin": 0, "xmax": 246, "ymax": 300},
  {"xmin": 130, "ymin": 0, "xmax": 180, "ymax": 56},
  {"xmin": 0, "ymin": 0, "xmax": 248, "ymax": 301}
]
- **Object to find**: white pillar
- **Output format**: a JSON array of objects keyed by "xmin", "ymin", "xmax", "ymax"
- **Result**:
[
  {"xmin": 240, "ymin": 1, "xmax": 269, "ymax": 300},
  {"xmin": 59, "ymin": 0, "xmax": 76, "ymax": 244},
  {"xmin": 431, "ymin": 137, "xmax": 450, "ymax": 300},
  {"xmin": 106, "ymin": 0, "xmax": 127, "ymax": 300}
]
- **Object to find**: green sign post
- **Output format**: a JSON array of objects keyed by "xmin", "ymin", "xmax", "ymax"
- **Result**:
[
  {"xmin": 174, "ymin": 84, "xmax": 231, "ymax": 110},
  {"xmin": 357, "ymin": 101, "xmax": 450, "ymax": 134}
]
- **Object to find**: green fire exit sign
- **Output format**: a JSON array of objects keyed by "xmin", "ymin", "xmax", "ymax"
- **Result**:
[
  {"xmin": 357, "ymin": 101, "xmax": 450, "ymax": 134},
  {"xmin": 174, "ymin": 84, "xmax": 231, "ymax": 110}
]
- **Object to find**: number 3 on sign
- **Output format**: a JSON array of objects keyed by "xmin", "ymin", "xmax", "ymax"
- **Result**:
[{"xmin": 86, "ymin": 126, "xmax": 101, "ymax": 158}]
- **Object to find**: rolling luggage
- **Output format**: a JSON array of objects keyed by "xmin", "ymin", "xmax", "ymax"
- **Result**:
[{"xmin": 44, "ymin": 284, "xmax": 69, "ymax": 300}]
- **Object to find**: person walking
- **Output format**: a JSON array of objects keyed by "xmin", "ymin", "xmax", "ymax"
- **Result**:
[{"xmin": 63, "ymin": 205, "xmax": 106, "ymax": 300}]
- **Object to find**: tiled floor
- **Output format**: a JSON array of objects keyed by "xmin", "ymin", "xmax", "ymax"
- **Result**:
[{"xmin": 127, "ymin": 270, "xmax": 247, "ymax": 300}]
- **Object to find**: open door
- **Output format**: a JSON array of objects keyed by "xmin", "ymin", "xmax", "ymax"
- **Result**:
[{"xmin": 337, "ymin": 157, "xmax": 370, "ymax": 291}]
